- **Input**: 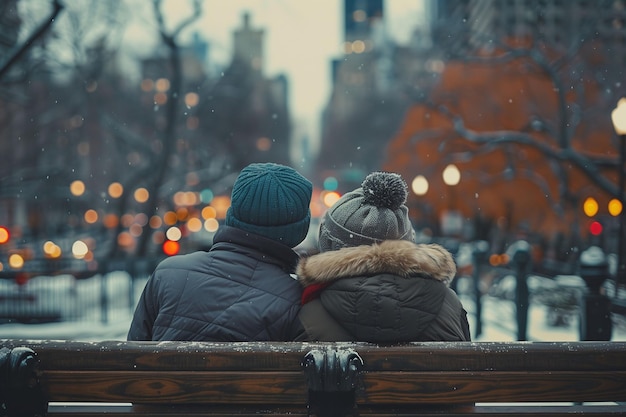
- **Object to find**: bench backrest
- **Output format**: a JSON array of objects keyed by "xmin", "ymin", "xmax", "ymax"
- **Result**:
[{"xmin": 1, "ymin": 339, "xmax": 625, "ymax": 416}]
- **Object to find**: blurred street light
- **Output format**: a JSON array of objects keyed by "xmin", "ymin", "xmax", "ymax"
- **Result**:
[
  {"xmin": 411, "ymin": 175, "xmax": 429, "ymax": 196},
  {"xmin": 442, "ymin": 164, "xmax": 461, "ymax": 186},
  {"xmin": 0, "ymin": 226, "xmax": 9, "ymax": 244},
  {"xmin": 441, "ymin": 164, "xmax": 462, "ymax": 236}
]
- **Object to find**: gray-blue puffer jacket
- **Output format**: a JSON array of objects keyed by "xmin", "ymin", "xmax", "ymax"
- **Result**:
[{"xmin": 127, "ymin": 225, "xmax": 304, "ymax": 341}]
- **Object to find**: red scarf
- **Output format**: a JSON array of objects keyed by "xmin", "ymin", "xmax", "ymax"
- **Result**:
[{"xmin": 301, "ymin": 283, "xmax": 331, "ymax": 305}]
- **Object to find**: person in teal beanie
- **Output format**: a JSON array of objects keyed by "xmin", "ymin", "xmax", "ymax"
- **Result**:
[{"xmin": 128, "ymin": 162, "xmax": 313, "ymax": 341}]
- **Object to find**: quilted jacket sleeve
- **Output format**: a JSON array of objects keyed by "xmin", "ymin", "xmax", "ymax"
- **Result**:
[{"xmin": 127, "ymin": 273, "xmax": 159, "ymax": 341}]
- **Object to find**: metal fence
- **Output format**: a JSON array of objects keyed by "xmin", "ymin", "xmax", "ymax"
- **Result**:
[{"xmin": 0, "ymin": 259, "xmax": 156, "ymax": 325}]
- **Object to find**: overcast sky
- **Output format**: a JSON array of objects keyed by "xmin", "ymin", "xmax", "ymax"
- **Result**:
[{"xmin": 122, "ymin": 0, "xmax": 426, "ymax": 144}]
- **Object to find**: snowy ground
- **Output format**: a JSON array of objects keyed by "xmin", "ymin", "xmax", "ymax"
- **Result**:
[{"xmin": 0, "ymin": 272, "xmax": 625, "ymax": 342}]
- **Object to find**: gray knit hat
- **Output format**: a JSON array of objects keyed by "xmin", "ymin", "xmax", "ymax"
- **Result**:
[
  {"xmin": 225, "ymin": 162, "xmax": 312, "ymax": 247},
  {"xmin": 318, "ymin": 171, "xmax": 415, "ymax": 252}
]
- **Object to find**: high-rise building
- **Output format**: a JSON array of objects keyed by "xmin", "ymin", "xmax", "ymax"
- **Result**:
[
  {"xmin": 233, "ymin": 12, "xmax": 264, "ymax": 76},
  {"xmin": 197, "ymin": 12, "xmax": 291, "ymax": 170},
  {"xmin": 344, "ymin": 0, "xmax": 384, "ymax": 42},
  {"xmin": 317, "ymin": 0, "xmax": 412, "ymax": 188},
  {"xmin": 426, "ymin": 0, "xmax": 626, "ymax": 62}
]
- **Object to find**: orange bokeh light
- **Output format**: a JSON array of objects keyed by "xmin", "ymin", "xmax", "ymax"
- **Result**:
[
  {"xmin": 0, "ymin": 226, "xmax": 9, "ymax": 244},
  {"xmin": 162, "ymin": 240, "xmax": 180, "ymax": 256}
]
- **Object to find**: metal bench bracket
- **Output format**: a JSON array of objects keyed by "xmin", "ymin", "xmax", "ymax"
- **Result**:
[
  {"xmin": 0, "ymin": 347, "xmax": 46, "ymax": 417},
  {"xmin": 302, "ymin": 347, "xmax": 363, "ymax": 417}
]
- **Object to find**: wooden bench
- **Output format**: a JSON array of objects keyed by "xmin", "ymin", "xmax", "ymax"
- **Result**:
[{"xmin": 1, "ymin": 339, "xmax": 625, "ymax": 416}]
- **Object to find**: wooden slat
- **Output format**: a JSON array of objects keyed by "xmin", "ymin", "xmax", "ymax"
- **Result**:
[
  {"xmin": 366, "ymin": 341, "xmax": 626, "ymax": 371},
  {"xmin": 45, "ymin": 403, "xmax": 626, "ymax": 417},
  {"xmin": 47, "ymin": 404, "xmax": 309, "ymax": 417},
  {"xmin": 3, "ymin": 340, "xmax": 625, "ymax": 371},
  {"xmin": 41, "ymin": 371, "xmax": 308, "ymax": 404},
  {"xmin": 40, "ymin": 369, "xmax": 626, "ymax": 404},
  {"xmin": 4, "ymin": 340, "xmax": 308, "ymax": 371},
  {"xmin": 359, "ymin": 371, "xmax": 626, "ymax": 404}
]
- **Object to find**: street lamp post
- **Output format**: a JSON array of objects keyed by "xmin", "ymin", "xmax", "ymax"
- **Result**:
[
  {"xmin": 441, "ymin": 164, "xmax": 462, "ymax": 237},
  {"xmin": 411, "ymin": 175, "xmax": 430, "ymax": 230},
  {"xmin": 611, "ymin": 98, "xmax": 626, "ymax": 297}
]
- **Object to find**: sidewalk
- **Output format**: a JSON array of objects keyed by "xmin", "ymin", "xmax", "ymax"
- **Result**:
[
  {"xmin": 1, "ymin": 294, "xmax": 625, "ymax": 342},
  {"xmin": 467, "ymin": 295, "xmax": 626, "ymax": 342}
]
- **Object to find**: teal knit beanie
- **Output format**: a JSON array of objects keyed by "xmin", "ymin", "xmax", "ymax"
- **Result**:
[{"xmin": 225, "ymin": 163, "xmax": 313, "ymax": 247}]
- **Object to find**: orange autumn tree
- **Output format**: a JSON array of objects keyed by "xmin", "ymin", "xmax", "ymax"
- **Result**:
[{"xmin": 384, "ymin": 39, "xmax": 621, "ymax": 244}]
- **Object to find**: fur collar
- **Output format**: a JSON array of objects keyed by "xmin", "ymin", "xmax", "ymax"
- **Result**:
[{"xmin": 297, "ymin": 240, "xmax": 456, "ymax": 287}]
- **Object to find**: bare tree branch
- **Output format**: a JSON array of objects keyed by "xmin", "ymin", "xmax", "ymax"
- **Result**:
[
  {"xmin": 135, "ymin": 0, "xmax": 203, "ymax": 257},
  {"xmin": 0, "ymin": 0, "xmax": 64, "ymax": 80},
  {"xmin": 434, "ymin": 102, "xmax": 620, "ymax": 198}
]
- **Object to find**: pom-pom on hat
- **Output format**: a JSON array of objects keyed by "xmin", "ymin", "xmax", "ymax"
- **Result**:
[
  {"xmin": 318, "ymin": 171, "xmax": 414, "ymax": 252},
  {"xmin": 225, "ymin": 163, "xmax": 312, "ymax": 248}
]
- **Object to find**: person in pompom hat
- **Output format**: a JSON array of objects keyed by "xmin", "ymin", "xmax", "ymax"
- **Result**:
[
  {"xmin": 293, "ymin": 171, "xmax": 471, "ymax": 342},
  {"xmin": 128, "ymin": 162, "xmax": 312, "ymax": 342}
]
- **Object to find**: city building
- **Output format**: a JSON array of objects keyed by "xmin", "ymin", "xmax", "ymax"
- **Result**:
[{"xmin": 316, "ymin": 0, "xmax": 435, "ymax": 191}]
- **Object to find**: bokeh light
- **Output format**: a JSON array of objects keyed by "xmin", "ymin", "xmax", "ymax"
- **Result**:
[
  {"xmin": 9, "ymin": 254, "xmax": 24, "ymax": 269},
  {"xmin": 108, "ymin": 182, "xmax": 124, "ymax": 198},
  {"xmin": 211, "ymin": 196, "xmax": 231, "ymax": 219},
  {"xmin": 187, "ymin": 217, "xmax": 203, "ymax": 233},
  {"xmin": 184, "ymin": 92, "xmax": 199, "ymax": 107},
  {"xmin": 204, "ymin": 218, "xmax": 219, "ymax": 232},
  {"xmin": 103, "ymin": 214, "xmax": 119, "ymax": 228},
  {"xmin": 163, "ymin": 211, "xmax": 178, "ymax": 226},
  {"xmin": 322, "ymin": 191, "xmax": 341, "ymax": 207},
  {"xmin": 323, "ymin": 176, "xmax": 338, "ymax": 191},
  {"xmin": 135, "ymin": 213, "xmax": 148, "ymax": 226},
  {"xmin": 166, "ymin": 226, "xmax": 182, "ymax": 241},
  {"xmin": 72, "ymin": 240, "xmax": 89, "ymax": 259},
  {"xmin": 202, "ymin": 206, "xmax": 217, "ymax": 219},
  {"xmin": 134, "ymin": 188, "xmax": 150, "ymax": 203},
  {"xmin": 200, "ymin": 189, "xmax": 214, "ymax": 203},
  {"xmin": 129, "ymin": 223, "xmax": 143, "ymax": 237},
  {"xmin": 43, "ymin": 241, "xmax": 62, "ymax": 258},
  {"xmin": 608, "ymin": 198, "xmax": 623, "ymax": 217},
  {"xmin": 411, "ymin": 175, "xmax": 429, "ymax": 196},
  {"xmin": 155, "ymin": 78, "xmax": 170, "ymax": 92},
  {"xmin": 84, "ymin": 209, "xmax": 98, "ymax": 224},
  {"xmin": 256, "ymin": 137, "xmax": 272, "ymax": 151},
  {"xmin": 70, "ymin": 180, "xmax": 86, "ymax": 196},
  {"xmin": 121, "ymin": 214, "xmax": 134, "ymax": 228},
  {"xmin": 117, "ymin": 232, "xmax": 135, "ymax": 248},
  {"xmin": 149, "ymin": 215, "xmax": 163, "ymax": 229},
  {"xmin": 162, "ymin": 240, "xmax": 180, "ymax": 256},
  {"xmin": 442, "ymin": 164, "xmax": 461, "ymax": 186},
  {"xmin": 583, "ymin": 197, "xmax": 599, "ymax": 217},
  {"xmin": 589, "ymin": 220, "xmax": 603, "ymax": 236},
  {"xmin": 0, "ymin": 226, "xmax": 9, "ymax": 244},
  {"xmin": 176, "ymin": 208, "xmax": 189, "ymax": 221},
  {"xmin": 141, "ymin": 79, "xmax": 154, "ymax": 92}
]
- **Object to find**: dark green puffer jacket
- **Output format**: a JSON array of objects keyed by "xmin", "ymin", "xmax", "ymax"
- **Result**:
[
  {"xmin": 295, "ymin": 240, "xmax": 471, "ymax": 342},
  {"xmin": 128, "ymin": 225, "xmax": 304, "ymax": 342}
]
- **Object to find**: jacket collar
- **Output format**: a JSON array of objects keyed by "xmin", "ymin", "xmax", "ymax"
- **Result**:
[
  {"xmin": 297, "ymin": 240, "xmax": 456, "ymax": 287},
  {"xmin": 212, "ymin": 225, "xmax": 300, "ymax": 272}
]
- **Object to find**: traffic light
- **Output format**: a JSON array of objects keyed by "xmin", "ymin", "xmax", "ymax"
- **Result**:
[
  {"xmin": 589, "ymin": 220, "xmax": 603, "ymax": 236},
  {"xmin": 608, "ymin": 198, "xmax": 623, "ymax": 217},
  {"xmin": 583, "ymin": 197, "xmax": 599, "ymax": 217}
]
